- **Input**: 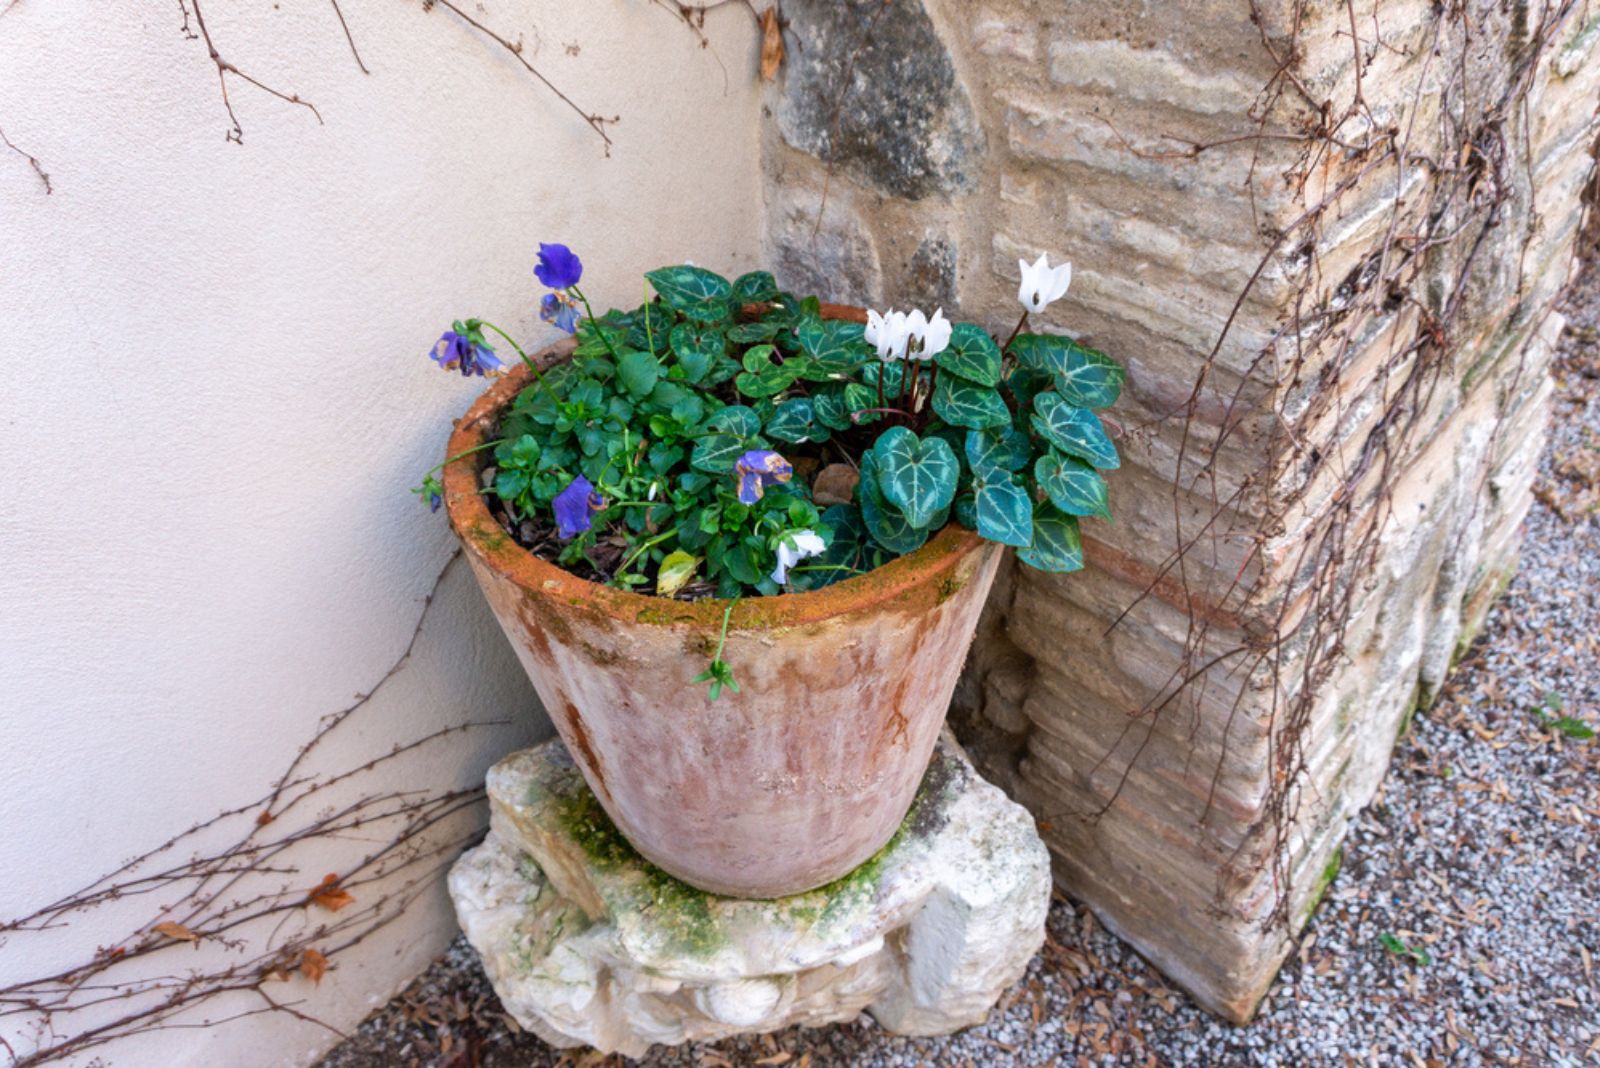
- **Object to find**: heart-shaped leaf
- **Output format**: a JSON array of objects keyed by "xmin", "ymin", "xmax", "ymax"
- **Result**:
[
  {"xmin": 972, "ymin": 467, "xmax": 1033, "ymax": 547},
  {"xmin": 646, "ymin": 265, "xmax": 733, "ymax": 311},
  {"xmin": 844, "ymin": 382, "xmax": 882, "ymax": 425},
  {"xmin": 859, "ymin": 453, "xmax": 931, "ymax": 554},
  {"xmin": 1034, "ymin": 449, "xmax": 1111, "ymax": 519},
  {"xmin": 690, "ymin": 434, "xmax": 746, "ymax": 475},
  {"xmin": 706, "ymin": 404, "xmax": 762, "ymax": 438},
  {"xmin": 935, "ymin": 323, "xmax": 1003, "ymax": 387},
  {"xmin": 965, "ymin": 426, "xmax": 1031, "ymax": 474},
  {"xmin": 1031, "ymin": 393, "xmax": 1119, "ymax": 469},
  {"xmin": 727, "ymin": 321, "xmax": 782, "ymax": 344},
  {"xmin": 731, "ymin": 270, "xmax": 781, "ymax": 303},
  {"xmin": 681, "ymin": 298, "xmax": 733, "ymax": 324},
  {"xmin": 873, "ymin": 427, "xmax": 958, "ymax": 529},
  {"xmin": 1011, "ymin": 334, "xmax": 1125, "ymax": 409},
  {"xmin": 1018, "ymin": 502, "xmax": 1085, "ymax": 573},
  {"xmin": 797, "ymin": 316, "xmax": 867, "ymax": 366},
  {"xmin": 670, "ymin": 323, "xmax": 725, "ymax": 383},
  {"xmin": 767, "ymin": 397, "xmax": 830, "ymax": 444},
  {"xmin": 933, "ymin": 375, "xmax": 1011, "ymax": 430},
  {"xmin": 734, "ymin": 344, "xmax": 798, "ymax": 398},
  {"xmin": 863, "ymin": 360, "xmax": 904, "ymax": 394},
  {"xmin": 812, "ymin": 389, "xmax": 852, "ymax": 430}
]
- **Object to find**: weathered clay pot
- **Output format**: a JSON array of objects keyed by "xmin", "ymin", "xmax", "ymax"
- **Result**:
[{"xmin": 443, "ymin": 309, "xmax": 1002, "ymax": 898}]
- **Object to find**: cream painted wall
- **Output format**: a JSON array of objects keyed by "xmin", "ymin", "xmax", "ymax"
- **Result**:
[{"xmin": 0, "ymin": 2, "xmax": 762, "ymax": 1063}]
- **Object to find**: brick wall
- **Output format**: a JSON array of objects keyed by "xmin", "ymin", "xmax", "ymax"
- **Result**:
[{"xmin": 763, "ymin": 0, "xmax": 1600, "ymax": 1020}]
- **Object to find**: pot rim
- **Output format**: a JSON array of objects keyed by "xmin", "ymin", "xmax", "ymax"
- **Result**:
[{"xmin": 441, "ymin": 302, "xmax": 992, "ymax": 631}]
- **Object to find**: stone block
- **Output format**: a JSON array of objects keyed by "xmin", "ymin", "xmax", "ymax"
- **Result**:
[
  {"xmin": 449, "ymin": 734, "xmax": 1051, "ymax": 1059},
  {"xmin": 776, "ymin": 0, "xmax": 983, "ymax": 200}
]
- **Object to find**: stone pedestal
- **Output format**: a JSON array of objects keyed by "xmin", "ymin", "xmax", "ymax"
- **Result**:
[{"xmin": 448, "ymin": 733, "xmax": 1050, "ymax": 1059}]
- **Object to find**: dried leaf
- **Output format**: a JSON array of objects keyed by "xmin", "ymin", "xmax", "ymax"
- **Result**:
[
  {"xmin": 256, "ymin": 808, "xmax": 275, "ymax": 826},
  {"xmin": 152, "ymin": 920, "xmax": 200, "ymax": 942},
  {"xmin": 759, "ymin": 6, "xmax": 784, "ymax": 82},
  {"xmin": 307, "ymin": 872, "xmax": 356, "ymax": 912},
  {"xmin": 812, "ymin": 462, "xmax": 860, "ymax": 506},
  {"xmin": 300, "ymin": 947, "xmax": 329, "ymax": 984}
]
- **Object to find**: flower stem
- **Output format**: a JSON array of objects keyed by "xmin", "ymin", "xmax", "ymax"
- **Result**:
[
  {"xmin": 479, "ymin": 321, "xmax": 561, "ymax": 405},
  {"xmin": 568, "ymin": 285, "xmax": 623, "ymax": 361},
  {"xmin": 422, "ymin": 439, "xmax": 503, "ymax": 479},
  {"xmin": 710, "ymin": 596, "xmax": 738, "ymax": 663},
  {"xmin": 1001, "ymin": 310, "xmax": 1030, "ymax": 354},
  {"xmin": 612, "ymin": 528, "xmax": 676, "ymax": 586}
]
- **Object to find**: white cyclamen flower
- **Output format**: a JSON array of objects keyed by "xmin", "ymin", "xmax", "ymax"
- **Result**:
[
  {"xmin": 771, "ymin": 529, "xmax": 827, "ymax": 585},
  {"xmin": 917, "ymin": 308, "xmax": 953, "ymax": 360},
  {"xmin": 864, "ymin": 308, "xmax": 887, "ymax": 352},
  {"xmin": 866, "ymin": 308, "xmax": 914, "ymax": 361},
  {"xmin": 1017, "ymin": 253, "xmax": 1073, "ymax": 314}
]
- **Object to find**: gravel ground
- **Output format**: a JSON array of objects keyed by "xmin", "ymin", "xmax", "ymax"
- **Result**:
[{"xmin": 321, "ymin": 276, "xmax": 1600, "ymax": 1068}]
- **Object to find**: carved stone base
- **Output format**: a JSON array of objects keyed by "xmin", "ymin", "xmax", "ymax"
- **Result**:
[{"xmin": 448, "ymin": 732, "xmax": 1050, "ymax": 1058}]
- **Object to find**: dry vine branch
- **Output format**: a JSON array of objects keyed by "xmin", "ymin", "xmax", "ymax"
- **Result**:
[
  {"xmin": 0, "ymin": 551, "xmax": 523, "ymax": 1065},
  {"xmin": 0, "ymin": 120, "xmax": 49, "ymax": 193},
  {"xmin": 423, "ymin": 0, "xmax": 618, "ymax": 153},
  {"xmin": 182, "ymin": 0, "xmax": 323, "ymax": 143},
  {"xmin": 1042, "ymin": 0, "xmax": 1593, "ymax": 942}
]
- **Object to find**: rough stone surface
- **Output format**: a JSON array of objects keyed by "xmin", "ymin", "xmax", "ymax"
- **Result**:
[
  {"xmin": 448, "ymin": 734, "xmax": 1050, "ymax": 1059},
  {"xmin": 775, "ymin": 0, "xmax": 983, "ymax": 200},
  {"xmin": 760, "ymin": 0, "xmax": 1600, "ymax": 1025},
  {"xmin": 765, "ymin": 173, "xmax": 883, "ymax": 305}
]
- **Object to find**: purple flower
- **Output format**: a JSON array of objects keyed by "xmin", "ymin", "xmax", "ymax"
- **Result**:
[
  {"xmin": 429, "ymin": 490, "xmax": 442, "ymax": 513},
  {"xmin": 534, "ymin": 243, "xmax": 583, "ymax": 290},
  {"xmin": 734, "ymin": 450, "xmax": 793, "ymax": 505},
  {"xmin": 553, "ymin": 475, "xmax": 606, "ymax": 540},
  {"xmin": 540, "ymin": 291, "xmax": 583, "ymax": 335},
  {"xmin": 430, "ymin": 328, "xmax": 504, "ymax": 377}
]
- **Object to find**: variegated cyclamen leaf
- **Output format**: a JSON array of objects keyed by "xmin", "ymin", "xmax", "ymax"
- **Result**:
[
  {"xmin": 873, "ymin": 426, "xmax": 958, "ymax": 530},
  {"xmin": 731, "ymin": 270, "xmax": 781, "ymax": 304},
  {"xmin": 646, "ymin": 265, "xmax": 733, "ymax": 311},
  {"xmin": 844, "ymin": 382, "xmax": 882, "ymax": 425},
  {"xmin": 1018, "ymin": 502, "xmax": 1085, "ymax": 573},
  {"xmin": 935, "ymin": 322, "xmax": 1003, "ymax": 387},
  {"xmin": 1010, "ymin": 334, "xmax": 1125, "ymax": 409},
  {"xmin": 859, "ymin": 453, "xmax": 931, "ymax": 555},
  {"xmin": 706, "ymin": 405, "xmax": 763, "ymax": 439},
  {"xmin": 1031, "ymin": 393, "xmax": 1120, "ymax": 469},
  {"xmin": 933, "ymin": 375, "xmax": 1011, "ymax": 430},
  {"xmin": 1034, "ymin": 448, "xmax": 1112, "ymax": 519},
  {"xmin": 965, "ymin": 426, "xmax": 1032, "ymax": 474},
  {"xmin": 767, "ymin": 397, "xmax": 830, "ymax": 444},
  {"xmin": 812, "ymin": 389, "xmax": 853, "ymax": 431},
  {"xmin": 689, "ymin": 433, "xmax": 746, "ymax": 475},
  {"xmin": 669, "ymin": 322, "xmax": 725, "ymax": 383},
  {"xmin": 972, "ymin": 468, "xmax": 1033, "ymax": 547}
]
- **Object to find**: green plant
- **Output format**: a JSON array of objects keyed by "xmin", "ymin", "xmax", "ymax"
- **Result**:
[
  {"xmin": 1531, "ymin": 691, "xmax": 1594, "ymax": 740},
  {"xmin": 1377, "ymin": 932, "xmax": 1432, "ymax": 966},
  {"xmin": 422, "ymin": 245, "xmax": 1124, "ymax": 695}
]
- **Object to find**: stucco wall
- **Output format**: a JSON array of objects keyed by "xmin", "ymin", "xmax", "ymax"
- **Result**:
[{"xmin": 0, "ymin": 3, "xmax": 762, "ymax": 1063}]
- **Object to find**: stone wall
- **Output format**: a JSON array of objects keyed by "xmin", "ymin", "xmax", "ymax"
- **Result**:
[{"xmin": 762, "ymin": 0, "xmax": 1600, "ymax": 1021}]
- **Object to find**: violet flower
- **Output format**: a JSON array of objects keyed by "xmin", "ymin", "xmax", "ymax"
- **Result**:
[
  {"xmin": 734, "ymin": 449, "xmax": 793, "ymax": 505},
  {"xmin": 430, "ymin": 326, "xmax": 504, "ymax": 377},
  {"xmin": 534, "ymin": 243, "xmax": 584, "ymax": 290},
  {"xmin": 540, "ymin": 291, "xmax": 582, "ymax": 334},
  {"xmin": 553, "ymin": 475, "xmax": 605, "ymax": 539}
]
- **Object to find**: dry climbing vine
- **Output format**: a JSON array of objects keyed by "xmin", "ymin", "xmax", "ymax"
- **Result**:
[
  {"xmin": 1086, "ymin": 0, "xmax": 1594, "ymax": 936},
  {"xmin": 0, "ymin": 552, "xmax": 520, "ymax": 1066}
]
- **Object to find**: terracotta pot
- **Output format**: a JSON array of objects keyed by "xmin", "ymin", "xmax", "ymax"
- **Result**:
[{"xmin": 443, "ymin": 307, "xmax": 1003, "ymax": 898}]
